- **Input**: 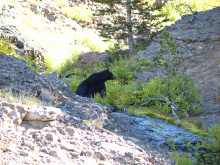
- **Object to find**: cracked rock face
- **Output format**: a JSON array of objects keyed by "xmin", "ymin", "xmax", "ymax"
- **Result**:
[
  {"xmin": 0, "ymin": 53, "xmax": 72, "ymax": 104},
  {"xmin": 132, "ymin": 7, "xmax": 220, "ymax": 112},
  {"xmin": 133, "ymin": 7, "xmax": 220, "ymax": 80}
]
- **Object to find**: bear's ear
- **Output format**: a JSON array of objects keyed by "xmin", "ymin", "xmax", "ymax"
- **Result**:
[{"xmin": 106, "ymin": 68, "xmax": 109, "ymax": 71}]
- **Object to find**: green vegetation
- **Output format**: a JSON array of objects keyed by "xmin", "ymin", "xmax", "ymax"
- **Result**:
[
  {"xmin": 170, "ymin": 122, "xmax": 220, "ymax": 165},
  {"xmin": 53, "ymin": 0, "xmax": 93, "ymax": 23},
  {"xmin": 0, "ymin": 39, "xmax": 16, "ymax": 55},
  {"xmin": 169, "ymin": 152, "xmax": 197, "ymax": 165},
  {"xmin": 0, "ymin": 39, "xmax": 39, "ymax": 72},
  {"xmin": 154, "ymin": 0, "xmax": 220, "ymax": 26},
  {"xmin": 167, "ymin": 138, "xmax": 176, "ymax": 151}
]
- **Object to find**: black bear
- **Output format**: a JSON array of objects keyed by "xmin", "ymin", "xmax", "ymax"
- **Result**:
[{"xmin": 76, "ymin": 69, "xmax": 116, "ymax": 98}]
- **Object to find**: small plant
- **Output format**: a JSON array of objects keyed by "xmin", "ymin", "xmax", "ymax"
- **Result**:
[
  {"xmin": 194, "ymin": 122, "xmax": 220, "ymax": 164},
  {"xmin": 175, "ymin": 132, "xmax": 180, "ymax": 135},
  {"xmin": 167, "ymin": 138, "xmax": 176, "ymax": 151},
  {"xmin": 187, "ymin": 142, "xmax": 192, "ymax": 151},
  {"xmin": 209, "ymin": 122, "xmax": 220, "ymax": 151},
  {"xmin": 138, "ymin": 57, "xmax": 156, "ymax": 71},
  {"xmin": 150, "ymin": 125, "xmax": 158, "ymax": 129},
  {"xmin": 0, "ymin": 39, "xmax": 16, "ymax": 55},
  {"xmin": 157, "ymin": 125, "xmax": 165, "ymax": 129},
  {"xmin": 169, "ymin": 152, "xmax": 196, "ymax": 165},
  {"xmin": 0, "ymin": 88, "xmax": 43, "ymax": 106}
]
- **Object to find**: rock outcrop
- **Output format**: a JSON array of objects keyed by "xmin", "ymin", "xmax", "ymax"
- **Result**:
[
  {"xmin": 132, "ymin": 7, "xmax": 220, "ymax": 113},
  {"xmin": 0, "ymin": 22, "xmax": 45, "ymax": 65},
  {"xmin": 0, "ymin": 53, "xmax": 72, "ymax": 103},
  {"xmin": 77, "ymin": 51, "xmax": 110, "ymax": 68}
]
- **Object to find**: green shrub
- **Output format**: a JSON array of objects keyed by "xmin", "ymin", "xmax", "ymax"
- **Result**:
[
  {"xmin": 61, "ymin": 75, "xmax": 85, "ymax": 93},
  {"xmin": 194, "ymin": 122, "xmax": 220, "ymax": 164},
  {"xmin": 167, "ymin": 138, "xmax": 176, "ymax": 151},
  {"xmin": 132, "ymin": 74, "xmax": 201, "ymax": 116},
  {"xmin": 0, "ymin": 39, "xmax": 16, "ymax": 55},
  {"xmin": 53, "ymin": 0, "xmax": 93, "ymax": 23},
  {"xmin": 0, "ymin": 39, "xmax": 39, "ymax": 72},
  {"xmin": 95, "ymin": 80, "xmax": 137, "ymax": 109},
  {"xmin": 209, "ymin": 122, "xmax": 220, "ymax": 152},
  {"xmin": 169, "ymin": 152, "xmax": 197, "ymax": 165}
]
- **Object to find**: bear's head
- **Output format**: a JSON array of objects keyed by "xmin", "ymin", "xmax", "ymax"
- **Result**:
[{"xmin": 105, "ymin": 68, "xmax": 116, "ymax": 80}]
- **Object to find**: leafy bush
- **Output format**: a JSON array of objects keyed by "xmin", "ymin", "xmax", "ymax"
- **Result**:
[
  {"xmin": 0, "ymin": 39, "xmax": 16, "ymax": 55},
  {"xmin": 209, "ymin": 122, "xmax": 220, "ymax": 151},
  {"xmin": 95, "ymin": 80, "xmax": 137, "ymax": 109},
  {"xmin": 169, "ymin": 152, "xmax": 197, "ymax": 165},
  {"xmin": 0, "ymin": 39, "xmax": 39, "ymax": 72},
  {"xmin": 62, "ymin": 76, "xmax": 83, "ymax": 93},
  {"xmin": 194, "ymin": 122, "xmax": 220, "ymax": 164},
  {"xmin": 133, "ymin": 74, "xmax": 201, "ymax": 116}
]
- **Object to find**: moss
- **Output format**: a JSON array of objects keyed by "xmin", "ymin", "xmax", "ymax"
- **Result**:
[
  {"xmin": 151, "ymin": 121, "xmax": 156, "ymax": 125},
  {"xmin": 157, "ymin": 125, "xmax": 165, "ymax": 129},
  {"xmin": 150, "ymin": 125, "xmax": 158, "ymax": 129},
  {"xmin": 175, "ymin": 132, "xmax": 180, "ymax": 135},
  {"xmin": 181, "ymin": 121, "xmax": 209, "ymax": 137}
]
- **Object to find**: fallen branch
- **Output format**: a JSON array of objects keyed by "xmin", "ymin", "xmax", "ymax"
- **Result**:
[
  {"xmin": 184, "ymin": 4, "xmax": 198, "ymax": 23},
  {"xmin": 140, "ymin": 97, "xmax": 181, "ymax": 124},
  {"xmin": 170, "ymin": 102, "xmax": 180, "ymax": 124}
]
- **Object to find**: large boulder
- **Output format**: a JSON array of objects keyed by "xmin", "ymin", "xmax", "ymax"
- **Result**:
[{"xmin": 77, "ymin": 51, "xmax": 110, "ymax": 68}]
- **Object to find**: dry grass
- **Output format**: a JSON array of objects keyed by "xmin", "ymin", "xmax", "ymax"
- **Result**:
[
  {"xmin": 0, "ymin": 0, "xmax": 111, "ymax": 71},
  {"xmin": 0, "ymin": 88, "xmax": 43, "ymax": 106}
]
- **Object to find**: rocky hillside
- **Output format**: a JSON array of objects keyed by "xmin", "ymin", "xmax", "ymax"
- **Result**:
[{"xmin": 0, "ymin": 52, "xmax": 173, "ymax": 164}]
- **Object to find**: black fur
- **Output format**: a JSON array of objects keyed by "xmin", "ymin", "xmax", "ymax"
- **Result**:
[{"xmin": 76, "ymin": 69, "xmax": 116, "ymax": 98}]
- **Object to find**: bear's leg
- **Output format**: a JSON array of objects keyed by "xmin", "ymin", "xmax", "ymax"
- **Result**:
[{"xmin": 100, "ymin": 89, "xmax": 106, "ymax": 97}]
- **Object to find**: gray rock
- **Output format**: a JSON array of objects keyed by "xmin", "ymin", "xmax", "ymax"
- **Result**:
[
  {"xmin": 0, "ymin": 53, "xmax": 72, "ymax": 104},
  {"xmin": 132, "ymin": 7, "xmax": 220, "ymax": 83},
  {"xmin": 23, "ymin": 106, "xmax": 63, "ymax": 121},
  {"xmin": 48, "ymin": 72, "xmax": 59, "ymax": 79},
  {"xmin": 77, "ymin": 51, "xmax": 110, "ymax": 68},
  {"xmin": 109, "ymin": 112, "xmax": 206, "ymax": 156},
  {"xmin": 0, "ymin": 22, "xmax": 46, "ymax": 65},
  {"xmin": 20, "ymin": 150, "xmax": 29, "ymax": 156}
]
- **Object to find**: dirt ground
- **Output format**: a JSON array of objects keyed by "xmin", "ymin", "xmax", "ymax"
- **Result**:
[{"xmin": 187, "ymin": 41, "xmax": 220, "ymax": 128}]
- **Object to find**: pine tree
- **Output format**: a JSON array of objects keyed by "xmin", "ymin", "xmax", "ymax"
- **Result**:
[{"xmin": 93, "ymin": 0, "xmax": 163, "ymax": 54}]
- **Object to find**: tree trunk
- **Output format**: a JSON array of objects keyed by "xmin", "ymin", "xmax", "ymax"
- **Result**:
[{"xmin": 126, "ymin": 0, "xmax": 134, "ymax": 55}]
